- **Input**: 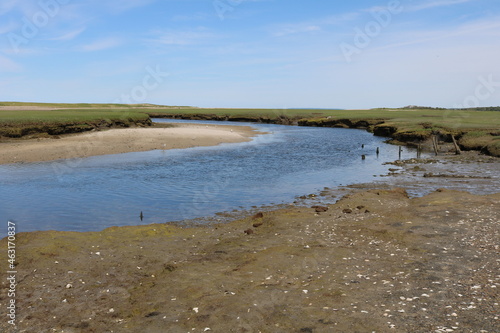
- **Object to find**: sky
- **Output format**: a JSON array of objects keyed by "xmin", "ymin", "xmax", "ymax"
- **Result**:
[{"xmin": 1, "ymin": 0, "xmax": 500, "ymax": 109}]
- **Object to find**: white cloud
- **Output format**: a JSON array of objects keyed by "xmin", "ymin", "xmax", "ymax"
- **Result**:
[
  {"xmin": 321, "ymin": 12, "xmax": 361, "ymax": 24},
  {"xmin": 406, "ymin": 0, "xmax": 475, "ymax": 12},
  {"xmin": 49, "ymin": 27, "xmax": 86, "ymax": 41},
  {"xmin": 102, "ymin": 0, "xmax": 157, "ymax": 13},
  {"xmin": 0, "ymin": 0, "xmax": 19, "ymax": 15},
  {"xmin": 172, "ymin": 12, "xmax": 210, "ymax": 22},
  {"xmin": 80, "ymin": 38, "xmax": 122, "ymax": 52},
  {"xmin": 270, "ymin": 11, "xmax": 360, "ymax": 38},
  {"xmin": 273, "ymin": 25, "xmax": 321, "ymax": 37},
  {"xmin": 0, "ymin": 21, "xmax": 18, "ymax": 34},
  {"xmin": 372, "ymin": 16, "xmax": 500, "ymax": 52},
  {"xmin": 0, "ymin": 55, "xmax": 22, "ymax": 72},
  {"xmin": 149, "ymin": 29, "xmax": 216, "ymax": 46}
]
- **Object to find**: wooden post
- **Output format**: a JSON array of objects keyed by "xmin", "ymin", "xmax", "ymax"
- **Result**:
[
  {"xmin": 451, "ymin": 135, "xmax": 461, "ymax": 155},
  {"xmin": 417, "ymin": 144, "xmax": 422, "ymax": 158},
  {"xmin": 399, "ymin": 146, "xmax": 402, "ymax": 160},
  {"xmin": 376, "ymin": 147, "xmax": 380, "ymax": 155},
  {"xmin": 432, "ymin": 135, "xmax": 439, "ymax": 156}
]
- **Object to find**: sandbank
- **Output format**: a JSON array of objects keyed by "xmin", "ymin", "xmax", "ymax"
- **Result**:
[{"xmin": 0, "ymin": 123, "xmax": 257, "ymax": 164}]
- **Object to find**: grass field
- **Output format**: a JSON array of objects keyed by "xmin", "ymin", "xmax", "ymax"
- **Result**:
[
  {"xmin": 0, "ymin": 109, "xmax": 148, "ymax": 124},
  {"xmin": 0, "ymin": 102, "xmax": 173, "ymax": 108},
  {"xmin": 0, "ymin": 108, "xmax": 150, "ymax": 137},
  {"xmin": 1, "ymin": 103, "xmax": 498, "ymax": 155},
  {"xmin": 146, "ymin": 107, "xmax": 499, "ymax": 129},
  {"xmin": 144, "ymin": 107, "xmax": 499, "ymax": 155}
]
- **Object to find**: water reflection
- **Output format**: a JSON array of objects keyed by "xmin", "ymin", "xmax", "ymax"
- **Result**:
[{"xmin": 0, "ymin": 119, "xmax": 414, "ymax": 235}]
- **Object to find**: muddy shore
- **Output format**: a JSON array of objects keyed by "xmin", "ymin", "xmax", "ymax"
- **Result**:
[{"xmin": 0, "ymin": 152, "xmax": 498, "ymax": 333}]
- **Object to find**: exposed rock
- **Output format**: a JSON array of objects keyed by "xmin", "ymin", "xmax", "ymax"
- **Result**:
[
  {"xmin": 312, "ymin": 206, "xmax": 329, "ymax": 213},
  {"xmin": 252, "ymin": 221, "xmax": 264, "ymax": 228},
  {"xmin": 252, "ymin": 212, "xmax": 264, "ymax": 220},
  {"xmin": 244, "ymin": 228, "xmax": 254, "ymax": 235}
]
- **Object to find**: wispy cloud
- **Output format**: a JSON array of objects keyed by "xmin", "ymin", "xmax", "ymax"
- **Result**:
[
  {"xmin": 172, "ymin": 12, "xmax": 210, "ymax": 22},
  {"xmin": 273, "ymin": 25, "xmax": 321, "ymax": 37},
  {"xmin": 79, "ymin": 38, "xmax": 122, "ymax": 52},
  {"xmin": 271, "ymin": 11, "xmax": 360, "ymax": 38},
  {"xmin": 0, "ymin": 0, "xmax": 18, "ymax": 15},
  {"xmin": 102, "ymin": 0, "xmax": 157, "ymax": 13},
  {"xmin": 368, "ymin": 16, "xmax": 500, "ymax": 52},
  {"xmin": 0, "ymin": 20, "xmax": 17, "ymax": 34},
  {"xmin": 48, "ymin": 27, "xmax": 87, "ymax": 41},
  {"xmin": 321, "ymin": 12, "xmax": 362, "ymax": 25},
  {"xmin": 0, "ymin": 55, "xmax": 22, "ymax": 72},
  {"xmin": 406, "ymin": 0, "xmax": 475, "ymax": 12},
  {"xmin": 148, "ymin": 29, "xmax": 216, "ymax": 46}
]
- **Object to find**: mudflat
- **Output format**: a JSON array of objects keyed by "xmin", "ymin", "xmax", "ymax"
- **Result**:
[
  {"xmin": 1, "ymin": 184, "xmax": 498, "ymax": 332},
  {"xmin": 0, "ymin": 123, "xmax": 257, "ymax": 165}
]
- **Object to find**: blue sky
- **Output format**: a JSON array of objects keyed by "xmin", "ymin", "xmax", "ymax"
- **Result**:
[{"xmin": 1, "ymin": 0, "xmax": 500, "ymax": 109}]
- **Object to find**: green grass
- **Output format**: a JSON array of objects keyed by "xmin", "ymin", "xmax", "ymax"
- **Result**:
[
  {"xmin": 0, "ymin": 109, "xmax": 148, "ymax": 124},
  {"xmin": 0, "ymin": 108, "xmax": 150, "ymax": 138},
  {"xmin": 459, "ymin": 131, "xmax": 500, "ymax": 155},
  {"xmin": 1, "ymin": 103, "xmax": 498, "ymax": 130},
  {"xmin": 145, "ymin": 107, "xmax": 500, "ymax": 156},
  {"xmin": 0, "ymin": 102, "xmax": 175, "ymax": 108},
  {"xmin": 145, "ymin": 107, "xmax": 499, "ymax": 130},
  {"xmin": 1, "ymin": 103, "xmax": 499, "ymax": 155}
]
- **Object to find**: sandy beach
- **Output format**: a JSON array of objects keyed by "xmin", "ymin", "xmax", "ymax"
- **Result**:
[{"xmin": 0, "ymin": 123, "xmax": 257, "ymax": 165}]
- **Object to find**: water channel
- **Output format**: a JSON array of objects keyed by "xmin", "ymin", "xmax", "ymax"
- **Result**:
[{"xmin": 0, "ymin": 119, "xmax": 420, "ymax": 236}]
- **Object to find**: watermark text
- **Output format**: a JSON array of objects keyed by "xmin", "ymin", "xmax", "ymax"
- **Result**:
[
  {"xmin": 340, "ymin": 0, "xmax": 402, "ymax": 63},
  {"xmin": 6, "ymin": 221, "xmax": 17, "ymax": 326},
  {"xmin": 7, "ymin": 0, "xmax": 72, "ymax": 53}
]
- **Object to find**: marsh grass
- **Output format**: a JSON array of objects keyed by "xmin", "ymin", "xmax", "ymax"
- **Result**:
[
  {"xmin": 0, "ymin": 102, "xmax": 165, "ymax": 108},
  {"xmin": 1, "ymin": 103, "xmax": 498, "ymax": 155},
  {"xmin": 459, "ymin": 131, "xmax": 500, "ymax": 155},
  {"xmin": 146, "ymin": 107, "xmax": 498, "ymax": 130},
  {"xmin": 0, "ymin": 109, "xmax": 148, "ymax": 124},
  {"xmin": 0, "ymin": 109, "xmax": 150, "ymax": 138}
]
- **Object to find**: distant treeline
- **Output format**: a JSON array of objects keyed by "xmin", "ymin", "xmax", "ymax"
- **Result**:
[
  {"xmin": 400, "ymin": 105, "xmax": 500, "ymax": 111},
  {"xmin": 458, "ymin": 106, "xmax": 500, "ymax": 111}
]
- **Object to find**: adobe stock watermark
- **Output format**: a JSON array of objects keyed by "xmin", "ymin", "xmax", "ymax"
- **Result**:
[
  {"xmin": 454, "ymin": 74, "xmax": 500, "ymax": 109},
  {"xmin": 50, "ymin": 65, "xmax": 169, "ymax": 179},
  {"xmin": 6, "ymin": 221, "xmax": 17, "ymax": 327},
  {"xmin": 114, "ymin": 65, "xmax": 169, "ymax": 104},
  {"xmin": 445, "ymin": 74, "xmax": 500, "ymax": 128},
  {"xmin": 340, "ymin": 0, "xmax": 403, "ymax": 63},
  {"xmin": 213, "ymin": 0, "xmax": 243, "ymax": 20},
  {"xmin": 7, "ymin": 0, "xmax": 71, "ymax": 53}
]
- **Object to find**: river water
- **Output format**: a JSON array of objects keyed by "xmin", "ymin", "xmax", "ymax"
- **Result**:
[{"xmin": 0, "ymin": 119, "xmax": 419, "ymax": 235}]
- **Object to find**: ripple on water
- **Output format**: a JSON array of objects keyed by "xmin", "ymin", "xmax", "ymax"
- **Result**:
[{"xmin": 0, "ymin": 120, "xmax": 426, "ymax": 235}]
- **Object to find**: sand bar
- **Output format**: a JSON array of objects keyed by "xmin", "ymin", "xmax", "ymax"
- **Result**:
[{"xmin": 0, "ymin": 123, "xmax": 257, "ymax": 164}]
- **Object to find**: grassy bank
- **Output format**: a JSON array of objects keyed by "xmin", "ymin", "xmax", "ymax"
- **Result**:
[
  {"xmin": 146, "ymin": 107, "xmax": 500, "ymax": 156},
  {"xmin": 0, "ymin": 102, "xmax": 187, "ymax": 108},
  {"xmin": 0, "ymin": 108, "xmax": 151, "ymax": 138},
  {"xmin": 1, "ymin": 103, "xmax": 499, "ymax": 156}
]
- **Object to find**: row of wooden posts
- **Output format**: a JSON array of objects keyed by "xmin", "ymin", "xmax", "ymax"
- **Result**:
[
  {"xmin": 361, "ymin": 134, "xmax": 461, "ymax": 160},
  {"xmin": 431, "ymin": 134, "xmax": 462, "ymax": 156}
]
